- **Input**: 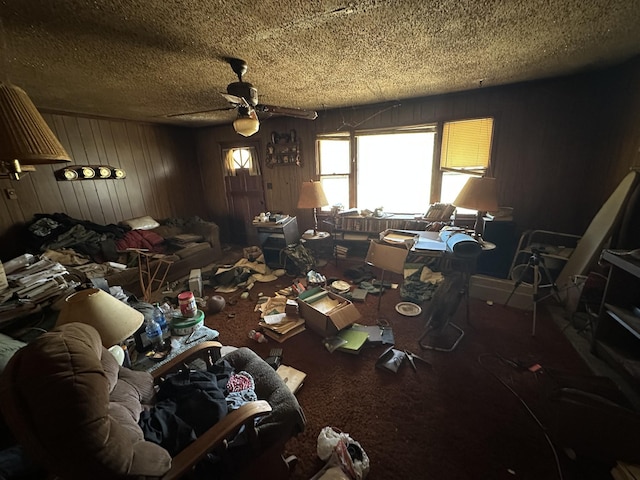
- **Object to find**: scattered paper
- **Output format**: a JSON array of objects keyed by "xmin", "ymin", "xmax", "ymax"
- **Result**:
[{"xmin": 264, "ymin": 312, "xmax": 288, "ymax": 325}]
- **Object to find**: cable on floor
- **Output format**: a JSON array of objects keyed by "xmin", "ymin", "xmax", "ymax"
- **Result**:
[{"xmin": 477, "ymin": 352, "xmax": 564, "ymax": 480}]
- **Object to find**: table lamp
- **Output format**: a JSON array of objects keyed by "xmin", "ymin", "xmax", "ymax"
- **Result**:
[
  {"xmin": 453, "ymin": 176, "xmax": 499, "ymax": 237},
  {"xmin": 56, "ymin": 288, "xmax": 144, "ymax": 350},
  {"xmin": 297, "ymin": 180, "xmax": 329, "ymax": 237}
]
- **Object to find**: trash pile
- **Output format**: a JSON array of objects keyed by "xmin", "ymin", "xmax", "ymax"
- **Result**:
[{"xmin": 0, "ymin": 253, "xmax": 79, "ymax": 326}]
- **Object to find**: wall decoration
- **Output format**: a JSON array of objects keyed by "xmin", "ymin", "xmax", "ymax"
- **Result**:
[
  {"xmin": 266, "ymin": 130, "xmax": 301, "ymax": 167},
  {"xmin": 55, "ymin": 165, "xmax": 126, "ymax": 181}
]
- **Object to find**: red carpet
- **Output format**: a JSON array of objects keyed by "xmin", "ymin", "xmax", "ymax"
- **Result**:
[{"xmin": 203, "ymin": 258, "xmax": 613, "ymax": 479}]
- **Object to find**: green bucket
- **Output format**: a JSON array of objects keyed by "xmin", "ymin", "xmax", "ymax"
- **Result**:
[{"xmin": 171, "ymin": 309, "xmax": 205, "ymax": 336}]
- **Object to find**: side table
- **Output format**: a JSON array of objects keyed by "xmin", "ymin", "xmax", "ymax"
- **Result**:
[
  {"xmin": 130, "ymin": 325, "xmax": 220, "ymax": 373},
  {"xmin": 301, "ymin": 229, "xmax": 332, "ymax": 263}
]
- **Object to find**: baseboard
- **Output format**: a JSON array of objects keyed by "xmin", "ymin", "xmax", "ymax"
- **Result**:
[{"xmin": 469, "ymin": 274, "xmax": 533, "ymax": 310}]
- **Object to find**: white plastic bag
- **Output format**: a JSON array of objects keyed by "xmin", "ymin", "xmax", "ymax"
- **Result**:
[
  {"xmin": 317, "ymin": 426, "xmax": 344, "ymax": 461},
  {"xmin": 315, "ymin": 427, "xmax": 370, "ymax": 480}
]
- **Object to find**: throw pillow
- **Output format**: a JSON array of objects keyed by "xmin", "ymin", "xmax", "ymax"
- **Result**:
[{"xmin": 122, "ymin": 216, "xmax": 160, "ymax": 230}]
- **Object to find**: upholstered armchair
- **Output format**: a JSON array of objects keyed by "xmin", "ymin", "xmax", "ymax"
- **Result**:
[{"xmin": 0, "ymin": 323, "xmax": 305, "ymax": 479}]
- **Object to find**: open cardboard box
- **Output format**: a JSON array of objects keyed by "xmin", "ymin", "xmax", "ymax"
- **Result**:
[
  {"xmin": 365, "ymin": 239, "xmax": 410, "ymax": 274},
  {"xmin": 298, "ymin": 286, "xmax": 361, "ymax": 337}
]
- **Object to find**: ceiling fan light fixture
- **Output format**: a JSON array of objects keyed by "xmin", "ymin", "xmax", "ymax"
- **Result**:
[{"xmin": 233, "ymin": 107, "xmax": 260, "ymax": 137}]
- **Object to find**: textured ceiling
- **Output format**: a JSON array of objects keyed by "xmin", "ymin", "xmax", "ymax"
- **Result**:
[{"xmin": 1, "ymin": 0, "xmax": 639, "ymax": 127}]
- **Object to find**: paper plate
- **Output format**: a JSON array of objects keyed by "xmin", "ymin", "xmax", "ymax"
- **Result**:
[
  {"xmin": 331, "ymin": 280, "xmax": 351, "ymax": 293},
  {"xmin": 395, "ymin": 302, "xmax": 422, "ymax": 317}
]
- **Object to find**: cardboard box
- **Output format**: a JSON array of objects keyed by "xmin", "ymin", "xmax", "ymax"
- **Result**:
[
  {"xmin": 469, "ymin": 274, "xmax": 533, "ymax": 310},
  {"xmin": 298, "ymin": 287, "xmax": 361, "ymax": 337},
  {"xmin": 365, "ymin": 239, "xmax": 410, "ymax": 274},
  {"xmin": 188, "ymin": 268, "xmax": 203, "ymax": 297}
]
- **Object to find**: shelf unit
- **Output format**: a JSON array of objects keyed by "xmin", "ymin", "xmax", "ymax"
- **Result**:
[
  {"xmin": 265, "ymin": 140, "xmax": 301, "ymax": 167},
  {"xmin": 591, "ymin": 250, "xmax": 640, "ymax": 390},
  {"xmin": 330, "ymin": 215, "xmax": 431, "ymax": 258}
]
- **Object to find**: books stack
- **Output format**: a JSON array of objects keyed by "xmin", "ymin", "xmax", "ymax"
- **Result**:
[
  {"xmin": 323, "ymin": 327, "xmax": 369, "ymax": 355},
  {"xmin": 258, "ymin": 314, "xmax": 306, "ymax": 343},
  {"xmin": 335, "ymin": 244, "xmax": 349, "ymax": 259}
]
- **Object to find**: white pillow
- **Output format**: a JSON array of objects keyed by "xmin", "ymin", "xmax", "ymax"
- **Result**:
[
  {"xmin": 122, "ymin": 216, "xmax": 160, "ymax": 230},
  {"xmin": 0, "ymin": 333, "xmax": 26, "ymax": 372}
]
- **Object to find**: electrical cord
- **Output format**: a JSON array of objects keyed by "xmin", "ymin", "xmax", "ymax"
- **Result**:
[{"xmin": 477, "ymin": 353, "xmax": 564, "ymax": 480}]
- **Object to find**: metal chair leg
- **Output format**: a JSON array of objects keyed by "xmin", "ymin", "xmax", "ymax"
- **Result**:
[{"xmin": 419, "ymin": 319, "xmax": 465, "ymax": 352}]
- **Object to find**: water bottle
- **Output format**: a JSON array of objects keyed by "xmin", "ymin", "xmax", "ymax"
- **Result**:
[
  {"xmin": 145, "ymin": 317, "xmax": 163, "ymax": 350},
  {"xmin": 153, "ymin": 303, "xmax": 169, "ymax": 339},
  {"xmin": 248, "ymin": 329, "xmax": 267, "ymax": 343}
]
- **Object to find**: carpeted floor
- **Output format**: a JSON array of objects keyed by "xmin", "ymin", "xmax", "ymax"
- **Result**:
[{"xmin": 202, "ymin": 252, "xmax": 617, "ymax": 479}]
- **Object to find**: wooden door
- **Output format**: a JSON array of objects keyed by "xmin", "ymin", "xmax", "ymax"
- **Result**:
[{"xmin": 225, "ymin": 169, "xmax": 266, "ymax": 246}]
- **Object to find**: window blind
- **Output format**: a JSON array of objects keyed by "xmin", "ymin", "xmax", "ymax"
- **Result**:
[{"xmin": 440, "ymin": 118, "xmax": 493, "ymax": 171}]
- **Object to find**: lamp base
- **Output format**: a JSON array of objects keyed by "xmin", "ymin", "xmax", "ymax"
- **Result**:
[
  {"xmin": 473, "ymin": 211, "xmax": 486, "ymax": 237},
  {"xmin": 302, "ymin": 229, "xmax": 330, "ymax": 240}
]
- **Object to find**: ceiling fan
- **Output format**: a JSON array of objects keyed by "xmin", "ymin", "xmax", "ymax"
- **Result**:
[{"xmin": 167, "ymin": 58, "xmax": 318, "ymax": 136}]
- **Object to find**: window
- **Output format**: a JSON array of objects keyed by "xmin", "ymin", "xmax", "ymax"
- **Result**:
[
  {"xmin": 440, "ymin": 118, "xmax": 494, "ymax": 204},
  {"xmin": 317, "ymin": 118, "xmax": 493, "ymax": 214},
  {"xmin": 222, "ymin": 146, "xmax": 260, "ymax": 176},
  {"xmin": 318, "ymin": 127, "xmax": 436, "ymax": 214},
  {"xmin": 317, "ymin": 135, "xmax": 350, "ymax": 209}
]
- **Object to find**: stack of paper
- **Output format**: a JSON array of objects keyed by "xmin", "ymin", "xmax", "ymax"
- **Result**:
[
  {"xmin": 335, "ymin": 244, "xmax": 349, "ymax": 259},
  {"xmin": 258, "ymin": 313, "xmax": 306, "ymax": 343}
]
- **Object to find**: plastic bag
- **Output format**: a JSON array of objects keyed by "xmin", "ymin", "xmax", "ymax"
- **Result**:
[{"xmin": 315, "ymin": 427, "xmax": 370, "ymax": 480}]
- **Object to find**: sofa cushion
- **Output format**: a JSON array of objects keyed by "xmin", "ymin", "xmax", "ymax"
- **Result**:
[
  {"xmin": 151, "ymin": 224, "xmax": 183, "ymax": 239},
  {"xmin": 174, "ymin": 242, "xmax": 212, "ymax": 259},
  {"xmin": 122, "ymin": 215, "xmax": 160, "ymax": 230},
  {"xmin": 0, "ymin": 323, "xmax": 171, "ymax": 479},
  {"xmin": 223, "ymin": 347, "xmax": 306, "ymax": 445},
  {"xmin": 0, "ymin": 333, "xmax": 26, "ymax": 373}
]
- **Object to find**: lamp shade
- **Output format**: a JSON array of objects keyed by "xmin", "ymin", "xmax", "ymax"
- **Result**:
[
  {"xmin": 56, "ymin": 288, "xmax": 144, "ymax": 348},
  {"xmin": 453, "ymin": 177, "xmax": 499, "ymax": 212},
  {"xmin": 0, "ymin": 83, "xmax": 72, "ymax": 164},
  {"xmin": 233, "ymin": 116, "xmax": 260, "ymax": 137},
  {"xmin": 297, "ymin": 181, "xmax": 328, "ymax": 208}
]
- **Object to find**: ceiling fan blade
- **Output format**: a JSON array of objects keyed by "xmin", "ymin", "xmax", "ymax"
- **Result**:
[
  {"xmin": 221, "ymin": 93, "xmax": 244, "ymax": 105},
  {"xmin": 164, "ymin": 105, "xmax": 236, "ymax": 118},
  {"xmin": 256, "ymin": 104, "xmax": 318, "ymax": 120}
]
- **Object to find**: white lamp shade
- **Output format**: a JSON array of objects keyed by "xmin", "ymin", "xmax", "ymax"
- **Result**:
[
  {"xmin": 56, "ymin": 288, "xmax": 144, "ymax": 348},
  {"xmin": 453, "ymin": 177, "xmax": 499, "ymax": 212}
]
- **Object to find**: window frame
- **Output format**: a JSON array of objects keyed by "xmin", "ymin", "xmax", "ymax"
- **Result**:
[
  {"xmin": 220, "ymin": 141, "xmax": 261, "ymax": 177},
  {"xmin": 316, "ymin": 117, "xmax": 494, "ymax": 213}
]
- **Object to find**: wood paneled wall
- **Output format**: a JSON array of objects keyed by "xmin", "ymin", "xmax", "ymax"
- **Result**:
[
  {"xmin": 0, "ymin": 115, "xmax": 202, "ymax": 261},
  {"xmin": 1, "ymin": 58, "xmax": 638, "ymax": 258},
  {"xmin": 198, "ymin": 57, "xmax": 640, "ymax": 240}
]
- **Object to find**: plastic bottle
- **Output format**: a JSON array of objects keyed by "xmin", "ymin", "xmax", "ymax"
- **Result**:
[
  {"xmin": 145, "ymin": 317, "xmax": 163, "ymax": 350},
  {"xmin": 248, "ymin": 329, "xmax": 267, "ymax": 343},
  {"xmin": 153, "ymin": 303, "xmax": 169, "ymax": 339}
]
